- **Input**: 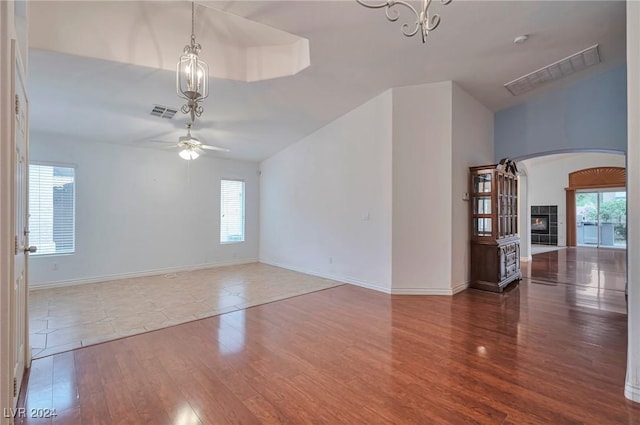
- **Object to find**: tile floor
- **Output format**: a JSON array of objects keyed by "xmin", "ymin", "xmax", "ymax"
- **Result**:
[{"xmin": 28, "ymin": 263, "xmax": 343, "ymax": 359}]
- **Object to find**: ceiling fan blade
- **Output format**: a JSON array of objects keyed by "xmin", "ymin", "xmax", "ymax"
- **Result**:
[
  {"xmin": 149, "ymin": 139, "xmax": 177, "ymax": 145},
  {"xmin": 130, "ymin": 130, "xmax": 177, "ymax": 145},
  {"xmin": 200, "ymin": 144, "xmax": 230, "ymax": 152},
  {"xmin": 146, "ymin": 141, "xmax": 180, "ymax": 150}
]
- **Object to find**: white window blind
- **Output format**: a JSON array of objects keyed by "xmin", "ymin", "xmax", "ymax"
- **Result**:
[
  {"xmin": 29, "ymin": 164, "xmax": 76, "ymax": 255},
  {"xmin": 220, "ymin": 179, "xmax": 245, "ymax": 243}
]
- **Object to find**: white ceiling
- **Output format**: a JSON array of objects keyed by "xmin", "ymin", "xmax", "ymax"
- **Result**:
[
  {"xmin": 29, "ymin": 1, "xmax": 311, "ymax": 82},
  {"xmin": 28, "ymin": 1, "xmax": 627, "ymax": 162}
]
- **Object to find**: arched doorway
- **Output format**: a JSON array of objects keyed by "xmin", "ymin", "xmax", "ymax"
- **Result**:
[{"xmin": 513, "ymin": 149, "xmax": 626, "ymax": 260}]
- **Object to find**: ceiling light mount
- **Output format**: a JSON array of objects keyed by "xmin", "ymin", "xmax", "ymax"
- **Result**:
[
  {"xmin": 178, "ymin": 123, "xmax": 201, "ymax": 160},
  {"xmin": 356, "ymin": 0, "xmax": 452, "ymax": 43},
  {"xmin": 514, "ymin": 35, "xmax": 529, "ymax": 45},
  {"xmin": 177, "ymin": 2, "xmax": 209, "ymax": 123}
]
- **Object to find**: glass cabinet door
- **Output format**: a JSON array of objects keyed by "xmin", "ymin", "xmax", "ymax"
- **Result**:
[
  {"xmin": 474, "ymin": 197, "xmax": 491, "ymax": 214},
  {"xmin": 473, "ymin": 218, "xmax": 492, "ymax": 237},
  {"xmin": 473, "ymin": 174, "xmax": 491, "ymax": 193}
]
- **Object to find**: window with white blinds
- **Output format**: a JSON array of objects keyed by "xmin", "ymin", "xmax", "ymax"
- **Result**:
[
  {"xmin": 220, "ymin": 179, "xmax": 245, "ymax": 243},
  {"xmin": 29, "ymin": 164, "xmax": 76, "ymax": 255}
]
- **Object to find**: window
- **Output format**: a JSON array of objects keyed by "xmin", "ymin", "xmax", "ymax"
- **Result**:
[
  {"xmin": 29, "ymin": 164, "xmax": 76, "ymax": 255},
  {"xmin": 220, "ymin": 179, "xmax": 245, "ymax": 243}
]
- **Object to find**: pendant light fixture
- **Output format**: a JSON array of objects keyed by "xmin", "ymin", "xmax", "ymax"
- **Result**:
[
  {"xmin": 177, "ymin": 1, "xmax": 209, "ymax": 123},
  {"xmin": 356, "ymin": 0, "xmax": 452, "ymax": 43}
]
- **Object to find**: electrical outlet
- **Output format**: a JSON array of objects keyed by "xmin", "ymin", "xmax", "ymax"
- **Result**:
[{"xmin": 53, "ymin": 263, "xmax": 58, "ymax": 271}]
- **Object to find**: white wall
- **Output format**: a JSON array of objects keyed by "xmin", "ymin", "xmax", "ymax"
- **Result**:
[
  {"xmin": 259, "ymin": 91, "xmax": 393, "ymax": 291},
  {"xmin": 518, "ymin": 170, "xmax": 531, "ymax": 261},
  {"xmin": 522, "ymin": 153, "xmax": 625, "ymax": 247},
  {"xmin": 391, "ymin": 82, "xmax": 453, "ymax": 293},
  {"xmin": 391, "ymin": 82, "xmax": 493, "ymax": 294},
  {"xmin": 451, "ymin": 83, "xmax": 494, "ymax": 289},
  {"xmin": 626, "ymin": 0, "xmax": 640, "ymax": 404},
  {"xmin": 259, "ymin": 82, "xmax": 494, "ymax": 295},
  {"xmin": 29, "ymin": 133, "xmax": 260, "ymax": 287}
]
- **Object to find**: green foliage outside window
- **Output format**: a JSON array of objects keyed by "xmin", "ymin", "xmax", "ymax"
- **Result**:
[{"xmin": 576, "ymin": 194, "xmax": 626, "ymax": 223}]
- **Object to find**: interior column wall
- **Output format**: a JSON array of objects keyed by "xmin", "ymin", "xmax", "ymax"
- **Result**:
[
  {"xmin": 391, "ymin": 82, "xmax": 453, "ymax": 294},
  {"xmin": 451, "ymin": 83, "xmax": 494, "ymax": 291},
  {"xmin": 626, "ymin": 0, "xmax": 640, "ymax": 403},
  {"xmin": 518, "ymin": 172, "xmax": 531, "ymax": 261}
]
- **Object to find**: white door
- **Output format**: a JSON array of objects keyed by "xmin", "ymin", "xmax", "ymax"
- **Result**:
[{"xmin": 11, "ymin": 39, "xmax": 30, "ymax": 407}]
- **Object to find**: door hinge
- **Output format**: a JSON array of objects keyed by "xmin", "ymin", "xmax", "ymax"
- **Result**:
[
  {"xmin": 14, "ymin": 235, "xmax": 19, "ymax": 255},
  {"xmin": 13, "ymin": 377, "xmax": 17, "ymax": 397},
  {"xmin": 14, "ymin": 94, "xmax": 19, "ymax": 115}
]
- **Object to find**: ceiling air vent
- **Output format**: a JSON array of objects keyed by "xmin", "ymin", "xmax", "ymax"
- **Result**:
[
  {"xmin": 150, "ymin": 105, "xmax": 178, "ymax": 119},
  {"xmin": 504, "ymin": 44, "xmax": 600, "ymax": 96}
]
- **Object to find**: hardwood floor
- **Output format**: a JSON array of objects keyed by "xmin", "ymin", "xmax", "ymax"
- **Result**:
[
  {"xmin": 16, "ymin": 249, "xmax": 639, "ymax": 424},
  {"xmin": 524, "ymin": 247, "xmax": 628, "ymax": 314}
]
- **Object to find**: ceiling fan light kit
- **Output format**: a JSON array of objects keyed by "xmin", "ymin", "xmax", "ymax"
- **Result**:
[
  {"xmin": 147, "ymin": 123, "xmax": 229, "ymax": 161},
  {"xmin": 356, "ymin": 0, "xmax": 452, "ymax": 43},
  {"xmin": 179, "ymin": 148, "xmax": 200, "ymax": 160},
  {"xmin": 177, "ymin": 1, "xmax": 209, "ymax": 123}
]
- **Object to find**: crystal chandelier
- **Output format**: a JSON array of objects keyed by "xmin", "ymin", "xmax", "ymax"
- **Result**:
[
  {"xmin": 356, "ymin": 0, "xmax": 452, "ymax": 43},
  {"xmin": 177, "ymin": 2, "xmax": 209, "ymax": 123}
]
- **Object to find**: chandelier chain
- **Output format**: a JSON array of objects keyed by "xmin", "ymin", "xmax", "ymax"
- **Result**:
[{"xmin": 191, "ymin": 2, "xmax": 195, "ymax": 40}]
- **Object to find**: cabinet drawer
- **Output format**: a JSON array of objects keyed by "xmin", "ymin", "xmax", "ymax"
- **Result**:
[
  {"xmin": 506, "ymin": 252, "xmax": 517, "ymax": 266},
  {"xmin": 506, "ymin": 263, "xmax": 518, "ymax": 278},
  {"xmin": 504, "ymin": 243, "xmax": 518, "ymax": 254}
]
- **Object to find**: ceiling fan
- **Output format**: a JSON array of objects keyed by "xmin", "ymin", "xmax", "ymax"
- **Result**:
[{"xmin": 154, "ymin": 123, "xmax": 229, "ymax": 160}]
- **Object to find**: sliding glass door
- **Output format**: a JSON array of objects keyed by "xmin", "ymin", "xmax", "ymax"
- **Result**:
[{"xmin": 576, "ymin": 190, "xmax": 626, "ymax": 248}]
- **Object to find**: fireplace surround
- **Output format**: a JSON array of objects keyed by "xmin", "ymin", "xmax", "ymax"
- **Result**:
[{"xmin": 531, "ymin": 205, "xmax": 557, "ymax": 245}]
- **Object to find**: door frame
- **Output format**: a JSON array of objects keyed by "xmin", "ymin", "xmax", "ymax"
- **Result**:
[
  {"xmin": 2, "ymin": 1, "xmax": 30, "ymax": 412},
  {"xmin": 11, "ymin": 35, "xmax": 30, "ymax": 407},
  {"xmin": 565, "ymin": 167, "xmax": 626, "ymax": 246}
]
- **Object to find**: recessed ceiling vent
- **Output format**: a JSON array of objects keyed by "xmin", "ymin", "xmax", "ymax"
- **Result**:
[
  {"xmin": 150, "ymin": 105, "xmax": 178, "ymax": 119},
  {"xmin": 504, "ymin": 44, "xmax": 600, "ymax": 96}
]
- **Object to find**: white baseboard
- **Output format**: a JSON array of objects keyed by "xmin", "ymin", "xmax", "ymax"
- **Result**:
[
  {"xmin": 520, "ymin": 256, "xmax": 532, "ymax": 262},
  {"xmin": 452, "ymin": 281, "xmax": 470, "ymax": 295},
  {"xmin": 389, "ymin": 288, "xmax": 449, "ymax": 295},
  {"xmin": 260, "ymin": 259, "xmax": 466, "ymax": 296},
  {"xmin": 259, "ymin": 259, "xmax": 392, "ymax": 294},
  {"xmin": 626, "ymin": 382, "xmax": 640, "ymax": 403},
  {"xmin": 390, "ymin": 281, "xmax": 468, "ymax": 296},
  {"xmin": 29, "ymin": 258, "xmax": 259, "ymax": 291}
]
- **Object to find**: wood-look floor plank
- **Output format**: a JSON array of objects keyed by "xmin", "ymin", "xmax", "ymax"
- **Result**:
[
  {"xmin": 51, "ymin": 351, "xmax": 78, "ymax": 415},
  {"xmin": 78, "ymin": 392, "xmax": 111, "ymax": 425},
  {"xmin": 111, "ymin": 343, "xmax": 177, "ymax": 425}
]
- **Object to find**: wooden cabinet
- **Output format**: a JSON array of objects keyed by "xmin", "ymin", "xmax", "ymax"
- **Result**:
[{"xmin": 469, "ymin": 159, "xmax": 521, "ymax": 292}]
